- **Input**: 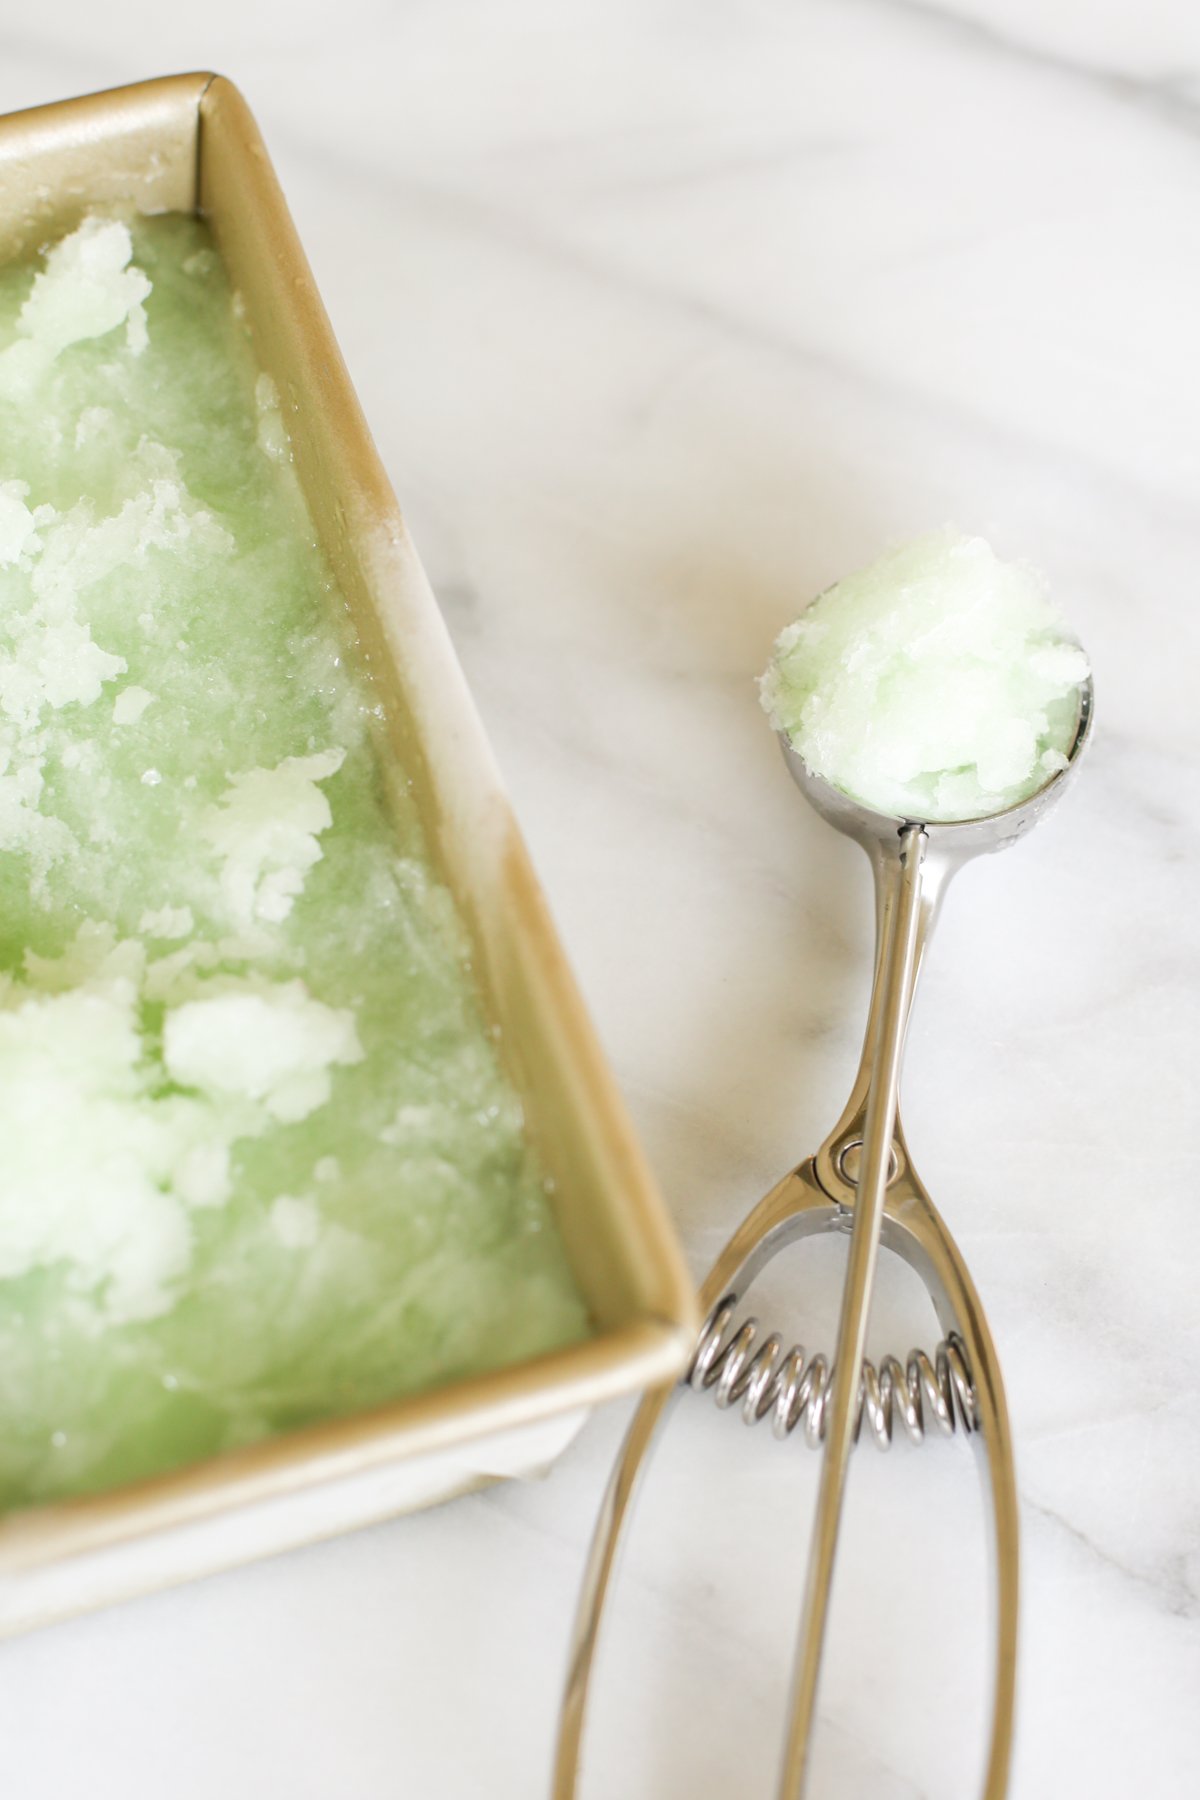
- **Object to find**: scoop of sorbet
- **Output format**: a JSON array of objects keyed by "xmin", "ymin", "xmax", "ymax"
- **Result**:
[{"xmin": 759, "ymin": 530, "xmax": 1089, "ymax": 822}]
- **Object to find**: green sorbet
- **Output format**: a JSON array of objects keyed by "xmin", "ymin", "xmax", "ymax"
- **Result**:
[
  {"xmin": 0, "ymin": 213, "xmax": 588, "ymax": 1510},
  {"xmin": 760, "ymin": 530, "xmax": 1089, "ymax": 822}
]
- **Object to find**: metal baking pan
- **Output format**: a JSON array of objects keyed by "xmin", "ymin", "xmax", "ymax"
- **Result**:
[{"xmin": 0, "ymin": 72, "xmax": 696, "ymax": 1635}]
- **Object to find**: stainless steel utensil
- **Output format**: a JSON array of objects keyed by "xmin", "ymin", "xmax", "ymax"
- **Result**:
[{"xmin": 553, "ymin": 675, "xmax": 1093, "ymax": 1800}]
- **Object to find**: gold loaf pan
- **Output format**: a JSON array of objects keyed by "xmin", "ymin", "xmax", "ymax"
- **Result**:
[{"xmin": 0, "ymin": 73, "xmax": 697, "ymax": 1635}]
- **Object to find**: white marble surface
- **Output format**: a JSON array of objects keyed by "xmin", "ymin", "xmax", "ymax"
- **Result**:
[{"xmin": 1, "ymin": 4, "xmax": 1198, "ymax": 1795}]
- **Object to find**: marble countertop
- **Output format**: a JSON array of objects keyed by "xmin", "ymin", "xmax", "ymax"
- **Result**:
[{"xmin": 1, "ymin": 4, "xmax": 1197, "ymax": 1795}]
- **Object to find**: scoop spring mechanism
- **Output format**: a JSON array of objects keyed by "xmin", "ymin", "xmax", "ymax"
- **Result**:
[{"xmin": 691, "ymin": 1293, "xmax": 977, "ymax": 1449}]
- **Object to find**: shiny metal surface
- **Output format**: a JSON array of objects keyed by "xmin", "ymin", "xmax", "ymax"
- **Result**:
[
  {"xmin": 690, "ymin": 1296, "xmax": 976, "ymax": 1449},
  {"xmin": 554, "ymin": 676, "xmax": 1093, "ymax": 1800},
  {"xmin": 781, "ymin": 818, "xmax": 927, "ymax": 1793}
]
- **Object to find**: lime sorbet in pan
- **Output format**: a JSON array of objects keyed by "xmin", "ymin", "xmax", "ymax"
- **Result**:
[
  {"xmin": 0, "ymin": 215, "xmax": 588, "ymax": 1510},
  {"xmin": 760, "ymin": 530, "xmax": 1089, "ymax": 822}
]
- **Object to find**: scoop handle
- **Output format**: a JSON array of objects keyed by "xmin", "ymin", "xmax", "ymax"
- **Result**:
[
  {"xmin": 812, "ymin": 827, "xmax": 955, "ymax": 1205},
  {"xmin": 797, "ymin": 824, "xmax": 1018, "ymax": 1800},
  {"xmin": 551, "ymin": 819, "xmax": 1019, "ymax": 1800},
  {"xmin": 776, "ymin": 825, "xmax": 927, "ymax": 1797}
]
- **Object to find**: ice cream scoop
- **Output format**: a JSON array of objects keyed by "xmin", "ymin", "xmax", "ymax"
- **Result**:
[{"xmin": 554, "ymin": 542, "xmax": 1094, "ymax": 1800}]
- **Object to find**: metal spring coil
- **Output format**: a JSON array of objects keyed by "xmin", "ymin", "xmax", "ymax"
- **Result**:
[{"xmin": 688, "ymin": 1294, "xmax": 978, "ymax": 1450}]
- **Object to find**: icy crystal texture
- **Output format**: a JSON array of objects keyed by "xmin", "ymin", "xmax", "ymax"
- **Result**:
[
  {"xmin": 760, "ymin": 530, "xmax": 1089, "ymax": 821},
  {"xmin": 0, "ymin": 216, "xmax": 587, "ymax": 1509}
]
